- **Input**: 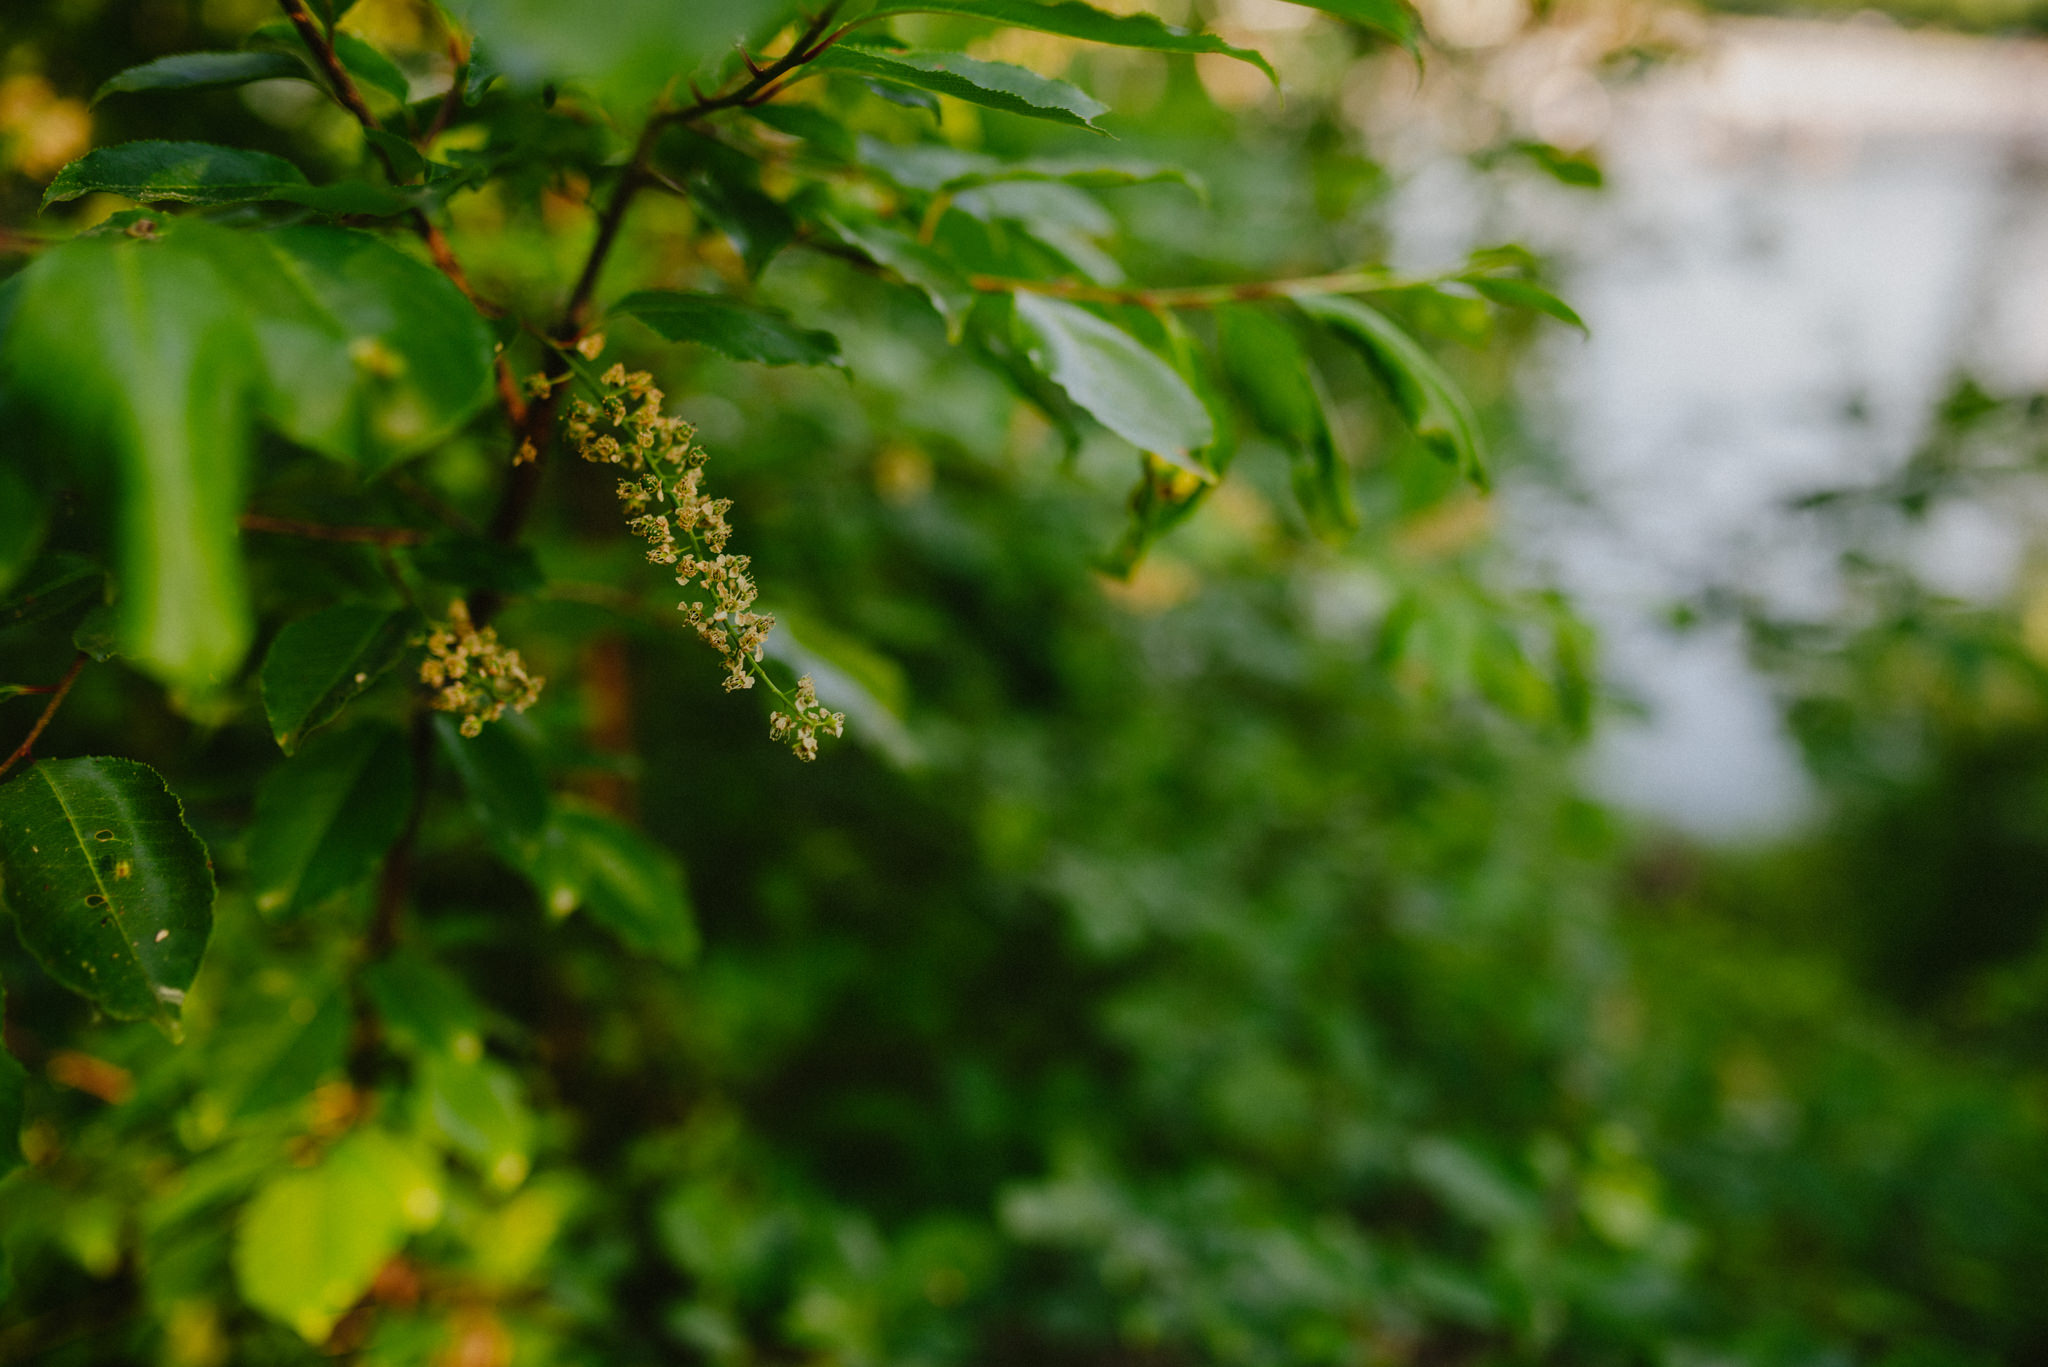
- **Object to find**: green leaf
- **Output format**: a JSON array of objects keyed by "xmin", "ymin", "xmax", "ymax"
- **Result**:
[
  {"xmin": 223, "ymin": 226, "xmax": 496, "ymax": 468},
  {"xmin": 1277, "ymin": 0, "xmax": 1421, "ymax": 51},
  {"xmin": 420, "ymin": 1053, "xmax": 534, "ymax": 1190},
  {"xmin": 91, "ymin": 51, "xmax": 306, "ymax": 105},
  {"xmin": 227, "ymin": 982, "xmax": 352, "ymax": 1118},
  {"xmin": 810, "ymin": 47, "xmax": 1107, "ymax": 131},
  {"xmin": 827, "ymin": 217, "xmax": 975, "ymax": 342},
  {"xmin": 1, "ymin": 231, "xmax": 255, "ymax": 688},
  {"xmin": 0, "ymin": 985, "xmax": 25, "ymax": 1182},
  {"xmin": 249, "ymin": 722, "xmax": 414, "ymax": 918},
  {"xmin": 246, "ymin": 22, "xmax": 411, "ymax": 106},
  {"xmin": 41, "ymin": 141, "xmax": 406, "ymax": 214},
  {"xmin": 0, "ymin": 553, "xmax": 104, "ymax": 632},
  {"xmin": 0, "ymin": 465, "xmax": 50, "ymax": 599},
  {"xmin": 434, "ymin": 714, "xmax": 549, "ymax": 846},
  {"xmin": 73, "ymin": 604, "xmax": 119, "ymax": 662},
  {"xmin": 1011, "ymin": 293, "xmax": 1214, "ymax": 458},
  {"xmin": 1466, "ymin": 276, "xmax": 1587, "ymax": 333},
  {"xmin": 611, "ymin": 291, "xmax": 843, "ymax": 368},
  {"xmin": 0, "ymin": 758, "xmax": 214, "ymax": 1025},
  {"xmin": 866, "ymin": 0, "xmax": 1276, "ymax": 83},
  {"xmin": 1300, "ymin": 294, "xmax": 1488, "ymax": 489},
  {"xmin": 361, "ymin": 951, "xmax": 485, "ymax": 1060},
  {"xmin": 531, "ymin": 807, "xmax": 697, "ymax": 967},
  {"xmin": 1218, "ymin": 306, "xmax": 1355, "ymax": 537},
  {"xmin": 410, "ymin": 537, "xmax": 545, "ymax": 594},
  {"xmin": 234, "ymin": 1127, "xmax": 442, "ymax": 1342},
  {"xmin": 260, "ymin": 604, "xmax": 420, "ymax": 754},
  {"xmin": 857, "ymin": 137, "xmax": 1198, "ymax": 195},
  {"xmin": 462, "ymin": 0, "xmax": 787, "ymax": 105}
]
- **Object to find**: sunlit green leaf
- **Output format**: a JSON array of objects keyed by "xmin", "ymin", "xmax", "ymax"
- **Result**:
[
  {"xmin": 1012, "ymin": 293, "xmax": 1213, "ymax": 458},
  {"xmin": 0, "ymin": 758, "xmax": 213, "ymax": 1024},
  {"xmin": 249, "ymin": 722, "xmax": 414, "ymax": 918},
  {"xmin": 260, "ymin": 604, "xmax": 420, "ymax": 754},
  {"xmin": 1, "ymin": 231, "xmax": 254, "ymax": 687},
  {"xmin": 1466, "ymin": 276, "xmax": 1587, "ymax": 333},
  {"xmin": 811, "ymin": 47, "xmax": 1107, "ymax": 130},
  {"xmin": 234, "ymin": 1128, "xmax": 441, "ymax": 1342},
  {"xmin": 612, "ymin": 291, "xmax": 843, "ymax": 367},
  {"xmin": 420, "ymin": 1052, "xmax": 534, "ymax": 1190},
  {"xmin": 1278, "ymin": 0, "xmax": 1421, "ymax": 51}
]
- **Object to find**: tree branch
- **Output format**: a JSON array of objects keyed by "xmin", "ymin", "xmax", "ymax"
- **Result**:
[
  {"xmin": 0, "ymin": 653, "xmax": 87, "ymax": 782},
  {"xmin": 239, "ymin": 513, "xmax": 429, "ymax": 546}
]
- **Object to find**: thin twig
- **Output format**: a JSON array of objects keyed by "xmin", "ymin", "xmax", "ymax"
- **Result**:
[
  {"xmin": 482, "ymin": 4, "xmax": 849, "ymax": 560},
  {"xmin": 239, "ymin": 513, "xmax": 428, "ymax": 546},
  {"xmin": 274, "ymin": 0, "xmax": 493, "ymax": 320},
  {"xmin": 0, "ymin": 654, "xmax": 87, "ymax": 781}
]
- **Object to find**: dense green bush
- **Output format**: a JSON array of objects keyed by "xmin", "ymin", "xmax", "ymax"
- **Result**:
[{"xmin": 3, "ymin": 3, "xmax": 2047, "ymax": 1366}]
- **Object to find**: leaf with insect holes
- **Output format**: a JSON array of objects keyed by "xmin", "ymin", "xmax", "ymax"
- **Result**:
[
  {"xmin": 0, "ymin": 758, "xmax": 214, "ymax": 1024},
  {"xmin": 810, "ymin": 47, "xmax": 1107, "ymax": 131},
  {"xmin": 260, "ymin": 604, "xmax": 421, "ymax": 755}
]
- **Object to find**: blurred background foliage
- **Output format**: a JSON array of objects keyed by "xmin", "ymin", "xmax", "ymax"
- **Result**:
[{"xmin": 4, "ymin": 0, "xmax": 2048, "ymax": 1365}]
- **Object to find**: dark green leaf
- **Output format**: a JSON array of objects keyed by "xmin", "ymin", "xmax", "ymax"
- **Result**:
[
  {"xmin": 1300, "ymin": 294, "xmax": 1488, "ymax": 489},
  {"xmin": 1012, "ymin": 293, "xmax": 1214, "ymax": 458},
  {"xmin": 249, "ymin": 722, "xmax": 414, "ymax": 918},
  {"xmin": 260, "ymin": 604, "xmax": 420, "ymax": 754},
  {"xmin": 612, "ymin": 291, "xmax": 843, "ymax": 367},
  {"xmin": 828, "ymin": 216, "xmax": 975, "ymax": 341},
  {"xmin": 364, "ymin": 127, "xmax": 427, "ymax": 182},
  {"xmin": 40, "ymin": 141, "xmax": 406, "ymax": 213},
  {"xmin": 39, "ymin": 140, "xmax": 408, "ymax": 214},
  {"xmin": 246, "ymin": 22, "xmax": 411, "ymax": 106},
  {"xmin": 72, "ymin": 604, "xmax": 119, "ymax": 662},
  {"xmin": 1, "ymin": 232, "xmax": 255, "ymax": 688},
  {"xmin": 1218, "ymin": 306, "xmax": 1355, "ymax": 537},
  {"xmin": 0, "ymin": 758, "xmax": 214, "ymax": 1024},
  {"xmin": 867, "ymin": 0, "xmax": 1276, "ymax": 83},
  {"xmin": 228, "ymin": 982, "xmax": 352, "ymax": 1118},
  {"xmin": 744, "ymin": 103, "xmax": 856, "ymax": 160},
  {"xmin": 0, "ymin": 984, "xmax": 24, "ymax": 1182},
  {"xmin": 0, "ymin": 553, "xmax": 104, "ymax": 631},
  {"xmin": 532, "ymin": 807, "xmax": 697, "ymax": 967},
  {"xmin": 234, "ymin": 1127, "xmax": 440, "ymax": 1342},
  {"xmin": 1277, "ymin": 0, "xmax": 1421, "ymax": 50},
  {"xmin": 362, "ymin": 951, "xmax": 485, "ymax": 1059},
  {"xmin": 1466, "ymin": 276, "xmax": 1587, "ymax": 333},
  {"xmin": 92, "ymin": 51, "xmax": 306, "ymax": 106},
  {"xmin": 810, "ymin": 47, "xmax": 1107, "ymax": 131},
  {"xmin": 0, "ymin": 465, "xmax": 49, "ymax": 599},
  {"xmin": 434, "ymin": 714, "xmax": 549, "ymax": 845},
  {"xmin": 410, "ymin": 537, "xmax": 544, "ymax": 594}
]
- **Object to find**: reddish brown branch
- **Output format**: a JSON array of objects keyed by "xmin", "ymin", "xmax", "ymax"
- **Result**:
[
  {"xmin": 0, "ymin": 653, "xmax": 87, "ymax": 781},
  {"xmin": 239, "ymin": 514, "xmax": 428, "ymax": 546}
]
